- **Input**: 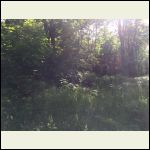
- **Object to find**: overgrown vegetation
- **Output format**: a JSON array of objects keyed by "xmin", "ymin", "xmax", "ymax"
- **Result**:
[{"xmin": 1, "ymin": 19, "xmax": 149, "ymax": 130}]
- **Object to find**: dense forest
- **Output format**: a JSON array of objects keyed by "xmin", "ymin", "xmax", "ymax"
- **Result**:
[{"xmin": 1, "ymin": 19, "xmax": 149, "ymax": 131}]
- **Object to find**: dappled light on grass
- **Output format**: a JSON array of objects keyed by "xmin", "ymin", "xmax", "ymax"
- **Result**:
[{"xmin": 2, "ymin": 75, "xmax": 149, "ymax": 131}]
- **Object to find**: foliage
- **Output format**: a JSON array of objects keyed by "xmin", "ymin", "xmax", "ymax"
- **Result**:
[
  {"xmin": 1, "ymin": 76, "xmax": 149, "ymax": 130},
  {"xmin": 1, "ymin": 19, "xmax": 149, "ymax": 131}
]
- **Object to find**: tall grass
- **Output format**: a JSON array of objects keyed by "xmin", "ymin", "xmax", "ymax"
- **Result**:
[{"xmin": 1, "ymin": 76, "xmax": 149, "ymax": 130}]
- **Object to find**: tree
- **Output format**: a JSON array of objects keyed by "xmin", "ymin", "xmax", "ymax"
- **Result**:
[{"xmin": 118, "ymin": 19, "xmax": 149, "ymax": 76}]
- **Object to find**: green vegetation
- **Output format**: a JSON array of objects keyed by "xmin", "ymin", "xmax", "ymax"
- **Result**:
[{"xmin": 1, "ymin": 19, "xmax": 149, "ymax": 130}]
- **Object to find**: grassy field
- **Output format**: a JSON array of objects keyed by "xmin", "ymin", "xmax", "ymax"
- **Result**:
[{"xmin": 2, "ymin": 75, "xmax": 149, "ymax": 131}]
